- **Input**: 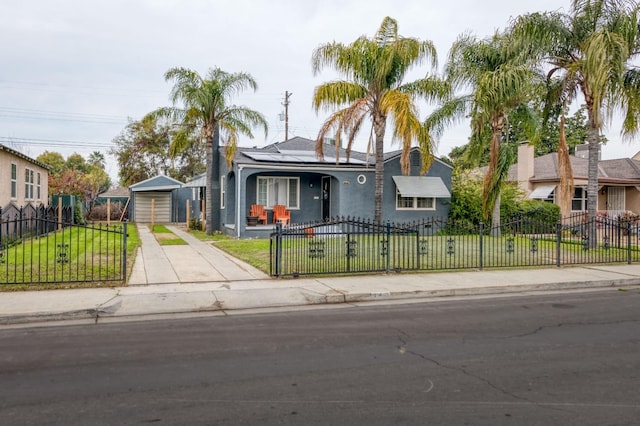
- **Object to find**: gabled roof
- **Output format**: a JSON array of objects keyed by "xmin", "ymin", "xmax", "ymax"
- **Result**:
[
  {"xmin": 129, "ymin": 175, "xmax": 184, "ymax": 192},
  {"xmin": 509, "ymin": 153, "xmax": 640, "ymax": 184},
  {"xmin": 0, "ymin": 143, "xmax": 51, "ymax": 170}
]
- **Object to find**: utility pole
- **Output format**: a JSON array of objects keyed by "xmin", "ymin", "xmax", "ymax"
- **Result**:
[{"xmin": 282, "ymin": 91, "xmax": 292, "ymax": 141}]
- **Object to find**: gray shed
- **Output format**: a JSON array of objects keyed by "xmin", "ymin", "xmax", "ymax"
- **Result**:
[{"xmin": 129, "ymin": 175, "xmax": 183, "ymax": 223}]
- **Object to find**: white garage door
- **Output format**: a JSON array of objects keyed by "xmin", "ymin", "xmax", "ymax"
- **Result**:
[{"xmin": 135, "ymin": 192, "xmax": 172, "ymax": 223}]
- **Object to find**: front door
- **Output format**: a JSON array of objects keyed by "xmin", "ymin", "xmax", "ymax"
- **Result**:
[{"xmin": 321, "ymin": 176, "xmax": 331, "ymax": 221}]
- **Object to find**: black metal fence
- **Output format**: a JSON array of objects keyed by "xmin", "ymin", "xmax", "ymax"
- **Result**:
[
  {"xmin": 269, "ymin": 215, "xmax": 640, "ymax": 277},
  {"xmin": 0, "ymin": 205, "xmax": 127, "ymax": 285}
]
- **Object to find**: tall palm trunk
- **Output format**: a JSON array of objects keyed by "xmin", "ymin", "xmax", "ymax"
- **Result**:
[
  {"xmin": 557, "ymin": 113, "xmax": 573, "ymax": 219},
  {"xmin": 483, "ymin": 114, "xmax": 505, "ymax": 236},
  {"xmin": 586, "ymin": 124, "xmax": 600, "ymax": 249},
  {"xmin": 373, "ymin": 111, "xmax": 386, "ymax": 224}
]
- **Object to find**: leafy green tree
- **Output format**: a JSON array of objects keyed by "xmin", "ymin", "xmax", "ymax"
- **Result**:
[
  {"xmin": 147, "ymin": 67, "xmax": 268, "ymax": 234},
  {"xmin": 65, "ymin": 153, "xmax": 91, "ymax": 174},
  {"xmin": 312, "ymin": 16, "xmax": 446, "ymax": 224},
  {"xmin": 111, "ymin": 117, "xmax": 206, "ymax": 186},
  {"xmin": 427, "ymin": 31, "xmax": 541, "ymax": 233},
  {"xmin": 36, "ymin": 151, "xmax": 66, "ymax": 177},
  {"xmin": 510, "ymin": 0, "xmax": 640, "ymax": 245}
]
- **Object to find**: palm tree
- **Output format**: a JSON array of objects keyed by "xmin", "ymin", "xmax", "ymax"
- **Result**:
[
  {"xmin": 426, "ymin": 31, "xmax": 540, "ymax": 232},
  {"xmin": 148, "ymin": 67, "xmax": 268, "ymax": 234},
  {"xmin": 510, "ymin": 0, "xmax": 640, "ymax": 245},
  {"xmin": 88, "ymin": 151, "xmax": 106, "ymax": 170},
  {"xmin": 312, "ymin": 17, "xmax": 447, "ymax": 224}
]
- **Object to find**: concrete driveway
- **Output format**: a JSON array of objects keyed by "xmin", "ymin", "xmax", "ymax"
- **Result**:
[{"xmin": 128, "ymin": 224, "xmax": 269, "ymax": 285}]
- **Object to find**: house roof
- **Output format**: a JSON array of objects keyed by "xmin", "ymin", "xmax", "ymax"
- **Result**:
[
  {"xmin": 234, "ymin": 136, "xmax": 451, "ymax": 170},
  {"xmin": 98, "ymin": 187, "xmax": 130, "ymax": 198},
  {"xmin": 184, "ymin": 173, "xmax": 206, "ymax": 188},
  {"xmin": 129, "ymin": 175, "xmax": 184, "ymax": 192},
  {"xmin": 0, "ymin": 143, "xmax": 51, "ymax": 170},
  {"xmin": 510, "ymin": 153, "xmax": 640, "ymax": 184},
  {"xmin": 235, "ymin": 137, "xmax": 372, "ymax": 167}
]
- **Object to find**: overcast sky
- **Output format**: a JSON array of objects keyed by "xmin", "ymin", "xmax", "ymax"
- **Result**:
[{"xmin": 2, "ymin": 0, "xmax": 638, "ymax": 181}]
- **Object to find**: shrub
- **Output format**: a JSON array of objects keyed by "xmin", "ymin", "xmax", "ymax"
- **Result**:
[{"xmin": 87, "ymin": 202, "xmax": 125, "ymax": 221}]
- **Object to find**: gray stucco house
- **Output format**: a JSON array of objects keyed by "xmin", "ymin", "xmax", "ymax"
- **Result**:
[{"xmin": 200, "ymin": 137, "xmax": 452, "ymax": 238}]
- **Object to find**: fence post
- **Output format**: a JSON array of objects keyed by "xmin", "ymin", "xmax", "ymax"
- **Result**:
[
  {"xmin": 57, "ymin": 197, "xmax": 62, "ymax": 231},
  {"xmin": 556, "ymin": 222, "xmax": 562, "ymax": 267},
  {"xmin": 627, "ymin": 221, "xmax": 632, "ymax": 264},
  {"xmin": 385, "ymin": 221, "xmax": 391, "ymax": 273},
  {"xmin": 122, "ymin": 221, "xmax": 128, "ymax": 282},
  {"xmin": 479, "ymin": 221, "xmax": 484, "ymax": 270},
  {"xmin": 186, "ymin": 199, "xmax": 190, "ymax": 230},
  {"xmin": 275, "ymin": 222, "xmax": 283, "ymax": 276}
]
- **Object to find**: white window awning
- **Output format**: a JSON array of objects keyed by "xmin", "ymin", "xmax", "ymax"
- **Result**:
[
  {"xmin": 392, "ymin": 176, "xmax": 451, "ymax": 198},
  {"xmin": 529, "ymin": 184, "xmax": 556, "ymax": 199}
]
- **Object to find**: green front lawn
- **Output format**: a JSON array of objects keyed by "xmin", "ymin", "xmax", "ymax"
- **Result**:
[{"xmin": 1, "ymin": 222, "xmax": 137, "ymax": 290}]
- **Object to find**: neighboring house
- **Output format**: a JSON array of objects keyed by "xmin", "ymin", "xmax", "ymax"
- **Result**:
[
  {"xmin": 0, "ymin": 143, "xmax": 49, "ymax": 210},
  {"xmin": 128, "ymin": 175, "xmax": 191, "ymax": 223},
  {"xmin": 200, "ymin": 136, "xmax": 452, "ymax": 238},
  {"xmin": 512, "ymin": 142, "xmax": 640, "ymax": 216}
]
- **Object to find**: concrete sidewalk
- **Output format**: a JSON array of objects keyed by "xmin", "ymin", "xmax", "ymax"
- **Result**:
[
  {"xmin": 128, "ymin": 224, "xmax": 268, "ymax": 285},
  {"xmin": 2, "ymin": 263, "xmax": 640, "ymax": 325}
]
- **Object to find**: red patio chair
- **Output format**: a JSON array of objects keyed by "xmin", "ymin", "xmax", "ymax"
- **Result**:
[
  {"xmin": 273, "ymin": 204, "xmax": 291, "ymax": 225},
  {"xmin": 250, "ymin": 204, "xmax": 268, "ymax": 224}
]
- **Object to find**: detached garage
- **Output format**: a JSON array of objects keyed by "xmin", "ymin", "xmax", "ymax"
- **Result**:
[{"xmin": 129, "ymin": 175, "xmax": 183, "ymax": 223}]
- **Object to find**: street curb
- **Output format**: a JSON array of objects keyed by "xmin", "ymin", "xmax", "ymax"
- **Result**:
[
  {"xmin": 1, "ymin": 278, "xmax": 639, "ymax": 326},
  {"xmin": 343, "ymin": 278, "xmax": 640, "ymax": 303}
]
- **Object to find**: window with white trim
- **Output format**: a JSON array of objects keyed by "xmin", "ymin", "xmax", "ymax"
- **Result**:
[
  {"xmin": 10, "ymin": 163, "xmax": 17, "ymax": 199},
  {"xmin": 220, "ymin": 175, "xmax": 226, "ymax": 209},
  {"xmin": 37, "ymin": 172, "xmax": 41, "ymax": 200},
  {"xmin": 571, "ymin": 187, "xmax": 587, "ymax": 211},
  {"xmin": 24, "ymin": 168, "xmax": 34, "ymax": 200},
  {"xmin": 257, "ymin": 176, "xmax": 299, "ymax": 209},
  {"xmin": 396, "ymin": 190, "xmax": 435, "ymax": 210}
]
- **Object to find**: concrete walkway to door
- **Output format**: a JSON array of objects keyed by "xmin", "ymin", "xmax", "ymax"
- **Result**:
[{"xmin": 128, "ymin": 224, "xmax": 268, "ymax": 285}]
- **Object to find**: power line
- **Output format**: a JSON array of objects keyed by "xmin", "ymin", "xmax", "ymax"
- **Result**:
[{"xmin": 0, "ymin": 136, "xmax": 114, "ymax": 149}]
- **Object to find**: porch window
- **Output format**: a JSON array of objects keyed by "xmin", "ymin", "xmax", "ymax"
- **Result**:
[
  {"xmin": 571, "ymin": 187, "xmax": 587, "ymax": 211},
  {"xmin": 396, "ymin": 190, "xmax": 435, "ymax": 210},
  {"xmin": 257, "ymin": 176, "xmax": 299, "ymax": 209},
  {"xmin": 10, "ymin": 163, "xmax": 17, "ymax": 199},
  {"xmin": 220, "ymin": 175, "xmax": 226, "ymax": 209},
  {"xmin": 24, "ymin": 168, "xmax": 34, "ymax": 201}
]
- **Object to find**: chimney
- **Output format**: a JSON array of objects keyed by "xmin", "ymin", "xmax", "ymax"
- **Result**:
[{"xmin": 517, "ymin": 141, "xmax": 534, "ymax": 193}]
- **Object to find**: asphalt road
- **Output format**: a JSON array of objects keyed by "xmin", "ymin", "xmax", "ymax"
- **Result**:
[{"xmin": 1, "ymin": 290, "xmax": 639, "ymax": 425}]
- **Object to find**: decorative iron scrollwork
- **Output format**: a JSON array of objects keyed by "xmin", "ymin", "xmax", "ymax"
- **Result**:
[
  {"xmin": 380, "ymin": 239, "xmax": 388, "ymax": 256},
  {"xmin": 506, "ymin": 237, "xmax": 515, "ymax": 254},
  {"xmin": 56, "ymin": 243, "xmax": 69, "ymax": 264},
  {"xmin": 308, "ymin": 241, "xmax": 325, "ymax": 259},
  {"xmin": 419, "ymin": 239, "xmax": 428, "ymax": 255},
  {"xmin": 346, "ymin": 240, "xmax": 357, "ymax": 258},
  {"xmin": 447, "ymin": 238, "xmax": 455, "ymax": 255}
]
